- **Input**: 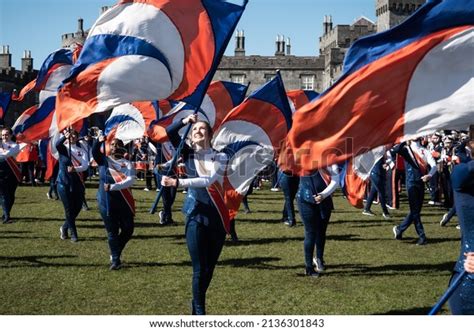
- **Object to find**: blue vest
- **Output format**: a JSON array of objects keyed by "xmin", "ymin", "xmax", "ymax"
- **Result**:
[{"xmin": 297, "ymin": 171, "xmax": 334, "ymax": 219}]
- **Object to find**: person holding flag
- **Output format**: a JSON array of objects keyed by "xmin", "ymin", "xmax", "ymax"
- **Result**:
[
  {"xmin": 161, "ymin": 114, "xmax": 228, "ymax": 315},
  {"xmin": 56, "ymin": 129, "xmax": 89, "ymax": 242},
  {"xmin": 92, "ymin": 135, "xmax": 135, "ymax": 271},
  {"xmin": 392, "ymin": 139, "xmax": 437, "ymax": 245},
  {"xmin": 0, "ymin": 127, "xmax": 21, "ymax": 224},
  {"xmin": 296, "ymin": 165, "xmax": 339, "ymax": 276}
]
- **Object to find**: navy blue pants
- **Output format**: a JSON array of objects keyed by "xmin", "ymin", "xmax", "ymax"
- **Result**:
[
  {"xmin": 399, "ymin": 181, "xmax": 426, "ymax": 239},
  {"xmin": 280, "ymin": 174, "xmax": 299, "ymax": 223},
  {"xmin": 186, "ymin": 215, "xmax": 226, "ymax": 315},
  {"xmin": 298, "ymin": 200, "xmax": 330, "ymax": 268},
  {"xmin": 0, "ymin": 178, "xmax": 18, "ymax": 220},
  {"xmin": 365, "ymin": 174, "xmax": 389, "ymax": 215},
  {"xmin": 57, "ymin": 182, "xmax": 84, "ymax": 238},
  {"xmin": 98, "ymin": 192, "xmax": 134, "ymax": 264}
]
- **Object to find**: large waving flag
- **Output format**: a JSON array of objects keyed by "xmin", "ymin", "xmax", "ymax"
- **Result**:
[
  {"xmin": 147, "ymin": 80, "xmax": 248, "ymax": 142},
  {"xmin": 56, "ymin": 0, "xmax": 248, "ymax": 132},
  {"xmin": 12, "ymin": 48, "xmax": 80, "ymax": 142},
  {"xmin": 212, "ymin": 72, "xmax": 292, "ymax": 226},
  {"xmin": 283, "ymin": 0, "xmax": 474, "ymax": 174},
  {"xmin": 0, "ymin": 92, "xmax": 11, "ymax": 123}
]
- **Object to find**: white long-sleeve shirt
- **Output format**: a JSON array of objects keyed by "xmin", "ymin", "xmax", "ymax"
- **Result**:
[
  {"xmin": 178, "ymin": 149, "xmax": 228, "ymax": 188},
  {"xmin": 0, "ymin": 141, "xmax": 20, "ymax": 160},
  {"xmin": 108, "ymin": 157, "xmax": 135, "ymax": 191}
]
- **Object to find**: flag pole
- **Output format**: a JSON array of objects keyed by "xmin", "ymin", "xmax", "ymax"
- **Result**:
[
  {"xmin": 428, "ymin": 270, "xmax": 466, "ymax": 315},
  {"xmin": 149, "ymin": 106, "xmax": 199, "ymax": 214},
  {"xmin": 102, "ymin": 140, "xmax": 110, "ymax": 217}
]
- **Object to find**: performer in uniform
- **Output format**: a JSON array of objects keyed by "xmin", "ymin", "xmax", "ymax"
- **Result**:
[
  {"xmin": 0, "ymin": 127, "xmax": 21, "ymax": 224},
  {"xmin": 93, "ymin": 135, "xmax": 135, "ymax": 270}
]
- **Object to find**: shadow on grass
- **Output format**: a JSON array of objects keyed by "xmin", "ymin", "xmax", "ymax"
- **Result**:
[
  {"xmin": 0, "ymin": 254, "xmax": 86, "ymax": 268},
  {"xmin": 327, "ymin": 261, "xmax": 455, "ymax": 276},
  {"xmin": 225, "ymin": 236, "xmax": 303, "ymax": 246},
  {"xmin": 219, "ymin": 256, "xmax": 281, "ymax": 269},
  {"xmin": 376, "ymin": 306, "xmax": 433, "ymax": 315}
]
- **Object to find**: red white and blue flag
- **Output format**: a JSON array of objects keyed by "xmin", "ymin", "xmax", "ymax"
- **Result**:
[
  {"xmin": 0, "ymin": 92, "xmax": 11, "ymax": 123},
  {"xmin": 55, "ymin": 0, "xmax": 248, "ymax": 132},
  {"xmin": 12, "ymin": 48, "xmax": 81, "ymax": 142},
  {"xmin": 283, "ymin": 0, "xmax": 474, "ymax": 174},
  {"xmin": 105, "ymin": 103, "xmax": 148, "ymax": 145},
  {"xmin": 212, "ymin": 72, "xmax": 292, "ymax": 227},
  {"xmin": 147, "ymin": 80, "xmax": 248, "ymax": 142}
]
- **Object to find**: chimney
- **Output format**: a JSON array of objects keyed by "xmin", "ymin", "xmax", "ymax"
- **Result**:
[
  {"xmin": 77, "ymin": 18, "xmax": 84, "ymax": 32},
  {"xmin": 286, "ymin": 37, "xmax": 291, "ymax": 55},
  {"xmin": 323, "ymin": 15, "xmax": 329, "ymax": 35},
  {"xmin": 328, "ymin": 15, "xmax": 333, "ymax": 30},
  {"xmin": 21, "ymin": 50, "xmax": 33, "ymax": 72},
  {"xmin": 0, "ymin": 45, "xmax": 12, "ymax": 69},
  {"xmin": 101, "ymin": 6, "xmax": 110, "ymax": 14},
  {"xmin": 275, "ymin": 35, "xmax": 285, "ymax": 56},
  {"xmin": 234, "ymin": 30, "xmax": 245, "ymax": 57}
]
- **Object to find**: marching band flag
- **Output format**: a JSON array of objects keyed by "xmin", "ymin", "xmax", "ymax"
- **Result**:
[
  {"xmin": 212, "ymin": 72, "xmax": 292, "ymax": 225},
  {"xmin": 105, "ymin": 104, "xmax": 147, "ymax": 144},
  {"xmin": 11, "ymin": 47, "xmax": 82, "ymax": 102},
  {"xmin": 286, "ymin": 89, "xmax": 319, "ymax": 113},
  {"xmin": 12, "ymin": 48, "xmax": 81, "ymax": 142},
  {"xmin": 283, "ymin": 0, "xmax": 474, "ymax": 174},
  {"xmin": 339, "ymin": 146, "xmax": 387, "ymax": 208},
  {"xmin": 55, "ymin": 0, "xmax": 248, "ymax": 132},
  {"xmin": 0, "ymin": 92, "xmax": 11, "ymax": 122},
  {"xmin": 147, "ymin": 80, "xmax": 248, "ymax": 142}
]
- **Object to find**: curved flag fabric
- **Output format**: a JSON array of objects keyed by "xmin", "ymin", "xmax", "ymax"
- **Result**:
[
  {"xmin": 212, "ymin": 72, "xmax": 292, "ymax": 222},
  {"xmin": 0, "ymin": 92, "xmax": 11, "ymax": 123},
  {"xmin": 56, "ymin": 0, "xmax": 248, "ymax": 132},
  {"xmin": 11, "ymin": 47, "xmax": 82, "ymax": 102},
  {"xmin": 339, "ymin": 146, "xmax": 387, "ymax": 208},
  {"xmin": 147, "ymin": 80, "xmax": 247, "ymax": 142},
  {"xmin": 284, "ymin": 0, "xmax": 474, "ymax": 174},
  {"xmin": 105, "ymin": 104, "xmax": 146, "ymax": 144},
  {"xmin": 286, "ymin": 89, "xmax": 319, "ymax": 113},
  {"xmin": 12, "ymin": 48, "xmax": 79, "ymax": 142}
]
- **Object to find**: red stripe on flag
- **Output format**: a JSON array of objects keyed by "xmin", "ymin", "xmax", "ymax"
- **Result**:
[
  {"xmin": 56, "ymin": 58, "xmax": 118, "ymax": 132},
  {"xmin": 286, "ymin": 26, "xmax": 469, "ymax": 174},
  {"xmin": 207, "ymin": 81, "xmax": 234, "ymax": 131}
]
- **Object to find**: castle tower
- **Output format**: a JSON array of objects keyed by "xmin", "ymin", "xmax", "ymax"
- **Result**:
[
  {"xmin": 0, "ymin": 45, "xmax": 12, "ymax": 69},
  {"xmin": 376, "ymin": 0, "xmax": 426, "ymax": 32},
  {"xmin": 61, "ymin": 18, "xmax": 87, "ymax": 49},
  {"xmin": 234, "ymin": 30, "xmax": 245, "ymax": 57},
  {"xmin": 21, "ymin": 50, "xmax": 33, "ymax": 72}
]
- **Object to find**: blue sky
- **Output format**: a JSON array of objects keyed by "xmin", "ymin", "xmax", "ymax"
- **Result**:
[{"xmin": 0, "ymin": 0, "xmax": 376, "ymax": 70}]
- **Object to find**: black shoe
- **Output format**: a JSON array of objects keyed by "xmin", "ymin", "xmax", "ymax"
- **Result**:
[
  {"xmin": 60, "ymin": 227, "xmax": 68, "ymax": 240},
  {"xmin": 313, "ymin": 258, "xmax": 325, "ymax": 272},
  {"xmin": 416, "ymin": 237, "xmax": 427, "ymax": 246},
  {"xmin": 244, "ymin": 208, "xmax": 251, "ymax": 214},
  {"xmin": 284, "ymin": 220, "xmax": 296, "ymax": 227},
  {"xmin": 305, "ymin": 267, "xmax": 320, "ymax": 278},
  {"xmin": 109, "ymin": 261, "xmax": 122, "ymax": 270},
  {"xmin": 70, "ymin": 234, "xmax": 78, "ymax": 243},
  {"xmin": 2, "ymin": 218, "xmax": 13, "ymax": 224},
  {"xmin": 392, "ymin": 226, "xmax": 402, "ymax": 240}
]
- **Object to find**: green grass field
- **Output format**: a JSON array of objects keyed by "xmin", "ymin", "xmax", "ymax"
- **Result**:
[{"xmin": 0, "ymin": 180, "xmax": 460, "ymax": 315}]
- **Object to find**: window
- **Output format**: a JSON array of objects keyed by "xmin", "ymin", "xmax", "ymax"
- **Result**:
[
  {"xmin": 230, "ymin": 74, "xmax": 245, "ymax": 84},
  {"xmin": 264, "ymin": 74, "xmax": 275, "ymax": 82},
  {"xmin": 301, "ymin": 75, "xmax": 315, "ymax": 90}
]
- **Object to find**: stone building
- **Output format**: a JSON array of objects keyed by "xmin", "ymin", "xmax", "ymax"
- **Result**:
[
  {"xmin": 376, "ymin": 0, "xmax": 426, "ymax": 32},
  {"xmin": 0, "ymin": 46, "xmax": 38, "ymax": 125},
  {"xmin": 213, "ymin": 32, "xmax": 325, "ymax": 92}
]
